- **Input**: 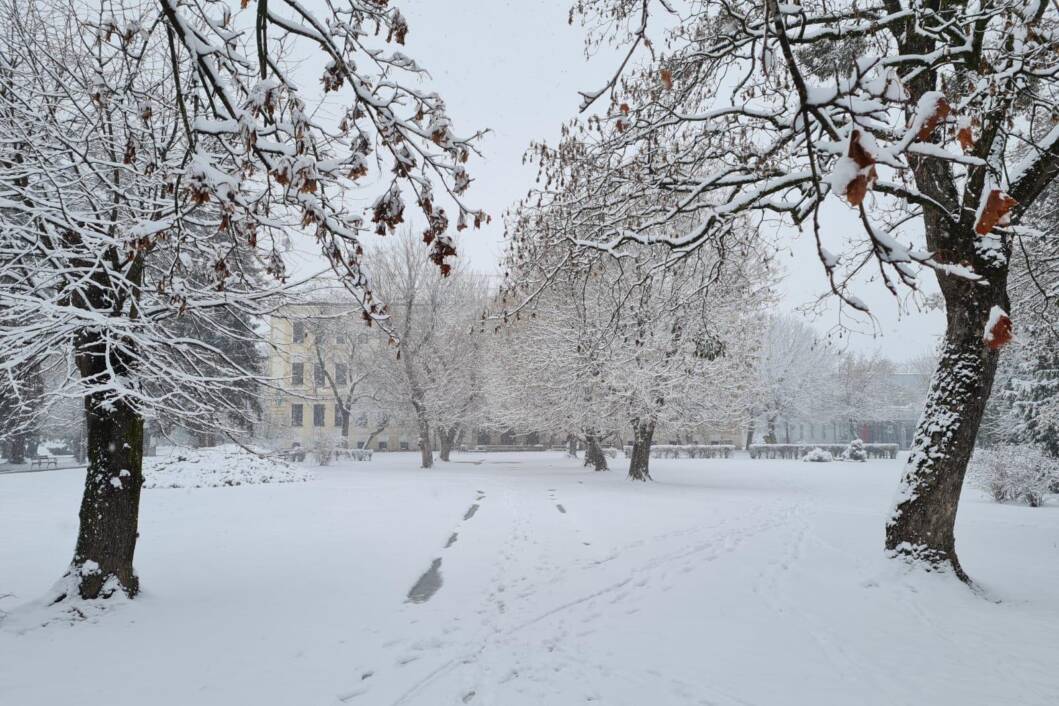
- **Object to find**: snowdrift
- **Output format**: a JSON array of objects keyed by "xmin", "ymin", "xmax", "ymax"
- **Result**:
[{"xmin": 144, "ymin": 445, "xmax": 313, "ymax": 489}]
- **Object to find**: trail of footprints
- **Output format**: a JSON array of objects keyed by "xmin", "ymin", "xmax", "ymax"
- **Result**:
[
  {"xmin": 405, "ymin": 490, "xmax": 486, "ymax": 605},
  {"xmin": 344, "ymin": 490, "xmax": 790, "ymax": 704}
]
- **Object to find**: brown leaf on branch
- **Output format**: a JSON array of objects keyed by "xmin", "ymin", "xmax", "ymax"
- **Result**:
[
  {"xmin": 846, "ymin": 175, "xmax": 870, "ymax": 206},
  {"xmin": 975, "ymin": 190, "xmax": 1017, "ymax": 235},
  {"xmin": 848, "ymin": 130, "xmax": 875, "ymax": 169},
  {"xmin": 844, "ymin": 130, "xmax": 877, "ymax": 206},
  {"xmin": 917, "ymin": 96, "xmax": 951, "ymax": 141},
  {"xmin": 956, "ymin": 125, "xmax": 975, "ymax": 152},
  {"xmin": 660, "ymin": 69, "xmax": 673, "ymax": 90}
]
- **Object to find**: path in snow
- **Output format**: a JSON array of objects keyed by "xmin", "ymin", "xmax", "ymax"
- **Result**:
[{"xmin": 1, "ymin": 452, "xmax": 1058, "ymax": 706}]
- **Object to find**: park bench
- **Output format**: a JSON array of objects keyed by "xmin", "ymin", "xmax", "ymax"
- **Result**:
[{"xmin": 30, "ymin": 455, "xmax": 58, "ymax": 469}]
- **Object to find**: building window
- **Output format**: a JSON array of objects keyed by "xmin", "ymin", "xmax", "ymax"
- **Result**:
[
  {"xmin": 335, "ymin": 363, "xmax": 348, "ymax": 386},
  {"xmin": 291, "ymin": 362, "xmax": 304, "ymax": 386},
  {"xmin": 334, "ymin": 405, "xmax": 344, "ymax": 428},
  {"xmin": 377, "ymin": 441, "xmax": 388, "ymax": 451},
  {"xmin": 313, "ymin": 404, "xmax": 325, "ymax": 427},
  {"xmin": 356, "ymin": 413, "xmax": 368, "ymax": 428},
  {"xmin": 314, "ymin": 364, "xmax": 326, "ymax": 386},
  {"xmin": 291, "ymin": 404, "xmax": 303, "ymax": 427},
  {"xmin": 293, "ymin": 321, "xmax": 306, "ymax": 343},
  {"xmin": 399, "ymin": 441, "xmax": 410, "ymax": 451}
]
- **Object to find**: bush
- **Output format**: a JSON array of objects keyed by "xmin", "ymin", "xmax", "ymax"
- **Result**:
[
  {"xmin": 802, "ymin": 447, "xmax": 833, "ymax": 463},
  {"xmin": 312, "ymin": 436, "xmax": 338, "ymax": 466},
  {"xmin": 968, "ymin": 445, "xmax": 1059, "ymax": 507},
  {"xmin": 844, "ymin": 438, "xmax": 867, "ymax": 462}
]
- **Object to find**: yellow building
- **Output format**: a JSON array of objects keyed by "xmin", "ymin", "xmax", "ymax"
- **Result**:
[{"xmin": 263, "ymin": 306, "xmax": 414, "ymax": 452}]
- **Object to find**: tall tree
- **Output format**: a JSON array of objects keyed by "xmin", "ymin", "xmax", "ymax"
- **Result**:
[
  {"xmin": 0, "ymin": 0, "xmax": 481, "ymax": 600},
  {"xmin": 526, "ymin": 0, "xmax": 1059, "ymax": 580},
  {"xmin": 368, "ymin": 231, "xmax": 488, "ymax": 468},
  {"xmin": 750, "ymin": 316, "xmax": 835, "ymax": 445}
]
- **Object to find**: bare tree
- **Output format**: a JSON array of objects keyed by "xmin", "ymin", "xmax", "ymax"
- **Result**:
[
  {"xmin": 368, "ymin": 232, "xmax": 488, "ymax": 468},
  {"xmin": 520, "ymin": 0, "xmax": 1059, "ymax": 580},
  {"xmin": 0, "ymin": 0, "xmax": 482, "ymax": 601},
  {"xmin": 750, "ymin": 316, "xmax": 835, "ymax": 445}
]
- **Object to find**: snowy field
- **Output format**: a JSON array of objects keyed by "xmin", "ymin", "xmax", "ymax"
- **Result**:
[{"xmin": 1, "ymin": 452, "xmax": 1058, "ymax": 706}]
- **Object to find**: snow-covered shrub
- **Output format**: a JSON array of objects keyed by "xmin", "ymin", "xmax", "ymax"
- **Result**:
[
  {"xmin": 312, "ymin": 436, "xmax": 338, "ymax": 466},
  {"xmin": 968, "ymin": 445, "xmax": 1058, "ymax": 507},
  {"xmin": 802, "ymin": 447, "xmax": 833, "ymax": 463},
  {"xmin": 144, "ymin": 445, "xmax": 313, "ymax": 489},
  {"xmin": 623, "ymin": 444, "xmax": 735, "ymax": 459},
  {"xmin": 844, "ymin": 438, "xmax": 867, "ymax": 462},
  {"xmin": 749, "ymin": 443, "xmax": 897, "ymax": 459}
]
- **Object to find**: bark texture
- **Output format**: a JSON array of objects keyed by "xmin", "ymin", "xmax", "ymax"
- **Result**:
[
  {"xmin": 65, "ymin": 391, "xmax": 145, "ymax": 599},
  {"xmin": 885, "ymin": 290, "xmax": 1002, "ymax": 580},
  {"xmin": 885, "ymin": 208, "xmax": 1008, "ymax": 579},
  {"xmin": 439, "ymin": 426, "xmax": 458, "ymax": 462},
  {"xmin": 583, "ymin": 432, "xmax": 608, "ymax": 471},
  {"xmin": 416, "ymin": 413, "xmax": 433, "ymax": 469},
  {"xmin": 628, "ymin": 419, "xmax": 655, "ymax": 481}
]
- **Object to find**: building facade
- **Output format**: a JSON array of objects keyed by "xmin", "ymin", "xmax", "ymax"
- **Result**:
[{"xmin": 262, "ymin": 306, "xmax": 416, "ymax": 452}]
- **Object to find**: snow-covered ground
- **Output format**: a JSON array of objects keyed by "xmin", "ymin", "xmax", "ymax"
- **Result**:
[{"xmin": 1, "ymin": 452, "xmax": 1057, "ymax": 706}]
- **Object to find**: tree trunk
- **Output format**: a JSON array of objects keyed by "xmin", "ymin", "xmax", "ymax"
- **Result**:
[
  {"xmin": 439, "ymin": 426, "xmax": 458, "ymax": 462},
  {"xmin": 885, "ymin": 226, "xmax": 1008, "ymax": 581},
  {"xmin": 566, "ymin": 434, "xmax": 578, "ymax": 458},
  {"xmin": 583, "ymin": 431, "xmax": 607, "ymax": 471},
  {"xmin": 364, "ymin": 418, "xmax": 387, "ymax": 450},
  {"xmin": 340, "ymin": 409, "xmax": 350, "ymax": 438},
  {"xmin": 628, "ymin": 419, "xmax": 655, "ymax": 481},
  {"xmin": 744, "ymin": 418, "xmax": 755, "ymax": 449},
  {"xmin": 764, "ymin": 415, "xmax": 778, "ymax": 444},
  {"xmin": 62, "ymin": 391, "xmax": 144, "ymax": 600},
  {"xmin": 8, "ymin": 432, "xmax": 26, "ymax": 464},
  {"xmin": 413, "ymin": 404, "xmax": 433, "ymax": 469}
]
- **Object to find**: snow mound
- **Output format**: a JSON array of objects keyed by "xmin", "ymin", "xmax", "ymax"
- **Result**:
[
  {"xmin": 144, "ymin": 445, "xmax": 313, "ymax": 489},
  {"xmin": 801, "ymin": 447, "xmax": 834, "ymax": 463}
]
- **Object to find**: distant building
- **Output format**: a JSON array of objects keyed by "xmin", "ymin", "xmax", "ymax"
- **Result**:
[
  {"xmin": 760, "ymin": 372, "xmax": 930, "ymax": 449},
  {"xmin": 261, "ymin": 305, "xmax": 415, "ymax": 451}
]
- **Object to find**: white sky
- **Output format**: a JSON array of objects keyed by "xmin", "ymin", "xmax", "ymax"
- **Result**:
[{"xmin": 292, "ymin": 1, "xmax": 945, "ymax": 361}]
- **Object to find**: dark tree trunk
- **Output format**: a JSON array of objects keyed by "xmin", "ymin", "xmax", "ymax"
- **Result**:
[
  {"xmin": 364, "ymin": 420, "xmax": 387, "ymax": 450},
  {"xmin": 885, "ymin": 219, "xmax": 1009, "ymax": 580},
  {"xmin": 340, "ymin": 408, "xmax": 350, "ymax": 438},
  {"xmin": 64, "ymin": 392, "xmax": 144, "ymax": 600},
  {"xmin": 566, "ymin": 434, "xmax": 578, "ymax": 458},
  {"xmin": 764, "ymin": 415, "xmax": 778, "ymax": 444},
  {"xmin": 744, "ymin": 418, "xmax": 755, "ymax": 449},
  {"xmin": 412, "ymin": 403, "xmax": 433, "ymax": 469},
  {"xmin": 628, "ymin": 419, "xmax": 655, "ymax": 481},
  {"xmin": 8, "ymin": 432, "xmax": 26, "ymax": 464},
  {"xmin": 583, "ymin": 431, "xmax": 607, "ymax": 471},
  {"xmin": 439, "ymin": 426, "xmax": 458, "ymax": 462}
]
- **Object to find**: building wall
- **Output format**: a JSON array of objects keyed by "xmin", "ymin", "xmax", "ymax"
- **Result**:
[{"xmin": 262, "ymin": 309, "xmax": 417, "ymax": 452}]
